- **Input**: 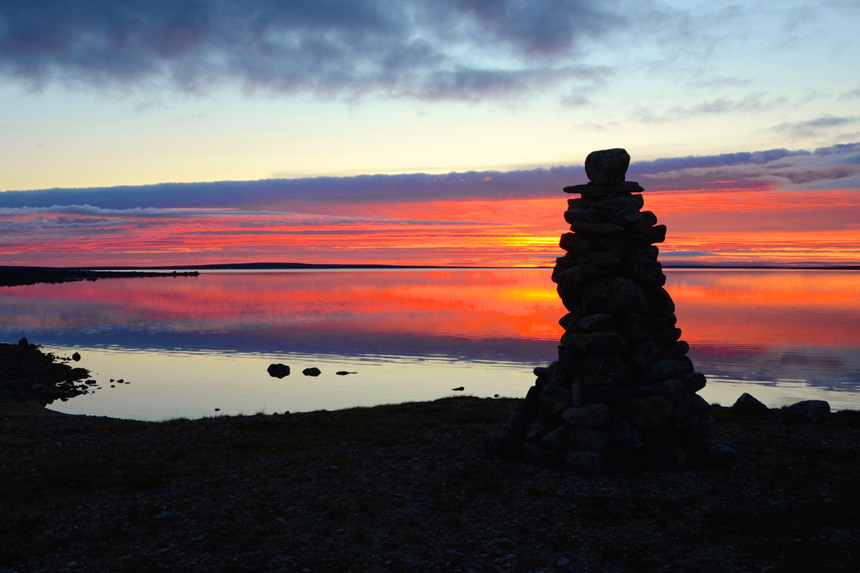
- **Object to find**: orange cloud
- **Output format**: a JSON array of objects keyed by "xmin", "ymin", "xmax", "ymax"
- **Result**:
[{"xmin": 1, "ymin": 185, "xmax": 858, "ymax": 268}]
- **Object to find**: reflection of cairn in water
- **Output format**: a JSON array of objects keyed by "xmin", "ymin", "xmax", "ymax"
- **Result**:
[{"xmin": 498, "ymin": 149, "xmax": 718, "ymax": 474}]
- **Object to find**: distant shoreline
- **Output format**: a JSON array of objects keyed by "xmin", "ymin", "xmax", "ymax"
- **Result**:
[
  {"xmin": 2, "ymin": 262, "xmax": 859, "ymax": 287},
  {"xmin": 87, "ymin": 261, "xmax": 860, "ymax": 271},
  {"xmin": 0, "ymin": 267, "xmax": 199, "ymax": 288},
  {"xmin": 6, "ymin": 262, "xmax": 860, "ymax": 271}
]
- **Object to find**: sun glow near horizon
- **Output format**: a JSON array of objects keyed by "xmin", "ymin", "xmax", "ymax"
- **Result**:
[
  {"xmin": 2, "ymin": 174, "xmax": 860, "ymax": 268},
  {"xmin": 2, "ymin": 1, "xmax": 860, "ymax": 269}
]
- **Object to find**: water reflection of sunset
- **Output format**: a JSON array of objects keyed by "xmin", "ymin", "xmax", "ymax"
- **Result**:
[
  {"xmin": 3, "ymin": 270, "xmax": 565, "ymax": 343},
  {"xmin": 5, "ymin": 269, "xmax": 860, "ymax": 353},
  {"xmin": 668, "ymin": 270, "xmax": 860, "ymax": 348},
  {"xmin": 4, "ymin": 269, "xmax": 860, "ymax": 418}
]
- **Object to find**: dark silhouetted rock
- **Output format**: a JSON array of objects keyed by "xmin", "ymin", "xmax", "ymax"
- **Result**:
[
  {"xmin": 525, "ymin": 419, "xmax": 549, "ymax": 441},
  {"xmin": 1, "ymin": 341, "xmax": 93, "ymax": 404},
  {"xmin": 731, "ymin": 393, "xmax": 770, "ymax": 418},
  {"xmin": 302, "ymin": 367, "xmax": 321, "ymax": 377},
  {"xmin": 267, "ymin": 363, "xmax": 290, "ymax": 378},
  {"xmin": 498, "ymin": 149, "xmax": 715, "ymax": 472},
  {"xmin": 584, "ymin": 148, "xmax": 630, "ymax": 185},
  {"xmin": 563, "ymin": 331, "xmax": 627, "ymax": 355},
  {"xmin": 540, "ymin": 425, "xmax": 570, "ymax": 449},
  {"xmin": 564, "ymin": 181, "xmax": 644, "ymax": 195},
  {"xmin": 582, "ymin": 276, "xmax": 647, "ymax": 315},
  {"xmin": 566, "ymin": 451, "xmax": 603, "ymax": 475},
  {"xmin": 568, "ymin": 428, "xmax": 611, "ymax": 451},
  {"xmin": 539, "ymin": 384, "xmax": 571, "ymax": 422},
  {"xmin": 72, "ymin": 352, "xmax": 81, "ymax": 362},
  {"xmin": 708, "ymin": 442, "xmax": 741, "ymax": 466},
  {"xmin": 637, "ymin": 359, "xmax": 691, "ymax": 385},
  {"xmin": 620, "ymin": 396, "xmax": 673, "ymax": 432},
  {"xmin": 610, "ymin": 417, "xmax": 643, "ymax": 449},
  {"xmin": 784, "ymin": 400, "xmax": 830, "ymax": 423},
  {"xmin": 582, "ymin": 355, "xmax": 633, "ymax": 386},
  {"xmin": 562, "ymin": 403, "xmax": 614, "ymax": 427}
]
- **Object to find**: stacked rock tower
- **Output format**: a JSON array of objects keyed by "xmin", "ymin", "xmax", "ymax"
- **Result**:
[{"xmin": 500, "ymin": 149, "xmax": 714, "ymax": 473}]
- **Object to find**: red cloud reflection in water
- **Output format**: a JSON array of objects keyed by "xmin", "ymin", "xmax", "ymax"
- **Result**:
[
  {"xmin": 5, "ymin": 270, "xmax": 860, "ymax": 355},
  {"xmin": 5, "ymin": 270, "xmax": 564, "ymax": 342},
  {"xmin": 668, "ymin": 270, "xmax": 860, "ymax": 349}
]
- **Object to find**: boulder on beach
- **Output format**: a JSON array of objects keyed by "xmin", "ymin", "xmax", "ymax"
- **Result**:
[
  {"xmin": 784, "ymin": 400, "xmax": 831, "ymax": 424},
  {"xmin": 731, "ymin": 392, "xmax": 770, "ymax": 418},
  {"xmin": 302, "ymin": 367, "xmax": 321, "ymax": 377}
]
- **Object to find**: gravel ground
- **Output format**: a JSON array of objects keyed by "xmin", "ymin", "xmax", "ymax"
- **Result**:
[{"xmin": 2, "ymin": 395, "xmax": 860, "ymax": 572}]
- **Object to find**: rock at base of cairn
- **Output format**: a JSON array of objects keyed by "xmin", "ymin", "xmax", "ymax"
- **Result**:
[{"xmin": 496, "ymin": 148, "xmax": 716, "ymax": 473}]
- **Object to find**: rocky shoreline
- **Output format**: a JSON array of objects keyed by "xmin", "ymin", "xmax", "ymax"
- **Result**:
[{"xmin": 0, "ymin": 339, "xmax": 96, "ymax": 404}]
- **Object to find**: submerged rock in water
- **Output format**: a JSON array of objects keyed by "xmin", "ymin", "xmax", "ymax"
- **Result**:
[{"xmin": 267, "ymin": 363, "xmax": 291, "ymax": 378}]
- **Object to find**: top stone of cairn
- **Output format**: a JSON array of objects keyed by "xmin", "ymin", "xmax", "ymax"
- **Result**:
[{"xmin": 585, "ymin": 148, "xmax": 630, "ymax": 185}]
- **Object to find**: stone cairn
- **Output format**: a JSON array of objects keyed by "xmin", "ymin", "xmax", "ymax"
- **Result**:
[{"xmin": 497, "ymin": 149, "xmax": 715, "ymax": 474}]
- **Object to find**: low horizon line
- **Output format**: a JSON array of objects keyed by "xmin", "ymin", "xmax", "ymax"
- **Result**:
[{"xmin": 3, "ymin": 262, "xmax": 860, "ymax": 272}]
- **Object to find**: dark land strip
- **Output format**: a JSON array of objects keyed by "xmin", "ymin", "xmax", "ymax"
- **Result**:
[
  {"xmin": 1, "ymin": 342, "xmax": 860, "ymax": 571},
  {"xmin": 0, "ymin": 267, "xmax": 199, "ymax": 288}
]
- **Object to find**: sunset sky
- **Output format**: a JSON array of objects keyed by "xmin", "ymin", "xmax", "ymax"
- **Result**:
[{"xmin": 2, "ymin": 0, "xmax": 859, "ymax": 268}]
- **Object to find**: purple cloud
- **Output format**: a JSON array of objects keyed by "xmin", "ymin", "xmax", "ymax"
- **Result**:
[
  {"xmin": 839, "ymin": 87, "xmax": 860, "ymax": 100},
  {"xmin": 2, "ymin": 143, "xmax": 858, "ymax": 215},
  {"xmin": 634, "ymin": 93, "xmax": 790, "ymax": 124},
  {"xmin": 769, "ymin": 116, "xmax": 860, "ymax": 139},
  {"xmin": 629, "ymin": 142, "xmax": 860, "ymax": 191},
  {"xmin": 0, "ymin": 167, "xmax": 582, "ymax": 209},
  {"xmin": 0, "ymin": 0, "xmax": 631, "ymax": 102}
]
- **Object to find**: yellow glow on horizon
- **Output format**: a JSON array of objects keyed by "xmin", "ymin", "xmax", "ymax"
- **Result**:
[{"xmin": 500, "ymin": 236, "xmax": 559, "ymax": 248}]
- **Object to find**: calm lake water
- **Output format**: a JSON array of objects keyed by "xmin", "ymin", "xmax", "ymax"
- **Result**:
[{"xmin": 2, "ymin": 268, "xmax": 859, "ymax": 420}]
